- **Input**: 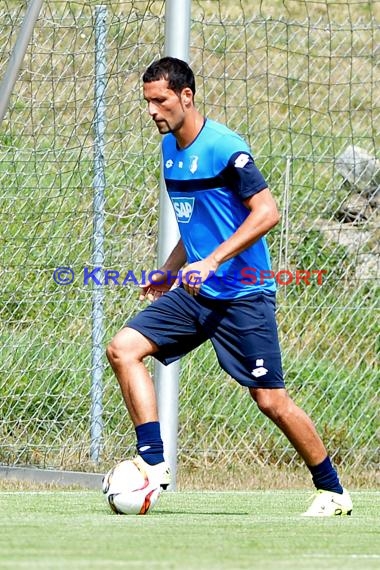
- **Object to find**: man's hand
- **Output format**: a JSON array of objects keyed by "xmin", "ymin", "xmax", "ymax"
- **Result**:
[
  {"xmin": 176, "ymin": 258, "xmax": 218, "ymax": 297},
  {"xmin": 139, "ymin": 269, "xmax": 176, "ymax": 302}
]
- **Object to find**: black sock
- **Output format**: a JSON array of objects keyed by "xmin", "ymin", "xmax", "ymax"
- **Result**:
[
  {"xmin": 307, "ymin": 456, "xmax": 343, "ymax": 494},
  {"xmin": 135, "ymin": 421, "xmax": 164, "ymax": 465}
]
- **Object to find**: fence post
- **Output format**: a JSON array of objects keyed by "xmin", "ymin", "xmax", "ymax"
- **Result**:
[
  {"xmin": 154, "ymin": 0, "xmax": 192, "ymax": 490},
  {"xmin": 0, "ymin": 0, "xmax": 44, "ymax": 125},
  {"xmin": 90, "ymin": 5, "xmax": 107, "ymax": 462}
]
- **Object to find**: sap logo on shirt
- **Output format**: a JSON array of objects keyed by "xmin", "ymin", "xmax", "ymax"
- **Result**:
[{"xmin": 172, "ymin": 197, "xmax": 195, "ymax": 223}]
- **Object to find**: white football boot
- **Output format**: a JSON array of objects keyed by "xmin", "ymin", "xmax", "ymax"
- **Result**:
[
  {"xmin": 302, "ymin": 488, "xmax": 353, "ymax": 516},
  {"xmin": 133, "ymin": 455, "xmax": 172, "ymax": 490}
]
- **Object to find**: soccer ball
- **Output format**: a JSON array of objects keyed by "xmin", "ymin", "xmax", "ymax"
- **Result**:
[{"xmin": 102, "ymin": 459, "xmax": 161, "ymax": 515}]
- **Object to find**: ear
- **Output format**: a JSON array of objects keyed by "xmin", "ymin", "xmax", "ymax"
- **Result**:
[{"xmin": 181, "ymin": 87, "xmax": 193, "ymax": 106}]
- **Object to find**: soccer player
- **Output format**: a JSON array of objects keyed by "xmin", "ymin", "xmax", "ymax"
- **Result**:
[{"xmin": 106, "ymin": 57, "xmax": 352, "ymax": 516}]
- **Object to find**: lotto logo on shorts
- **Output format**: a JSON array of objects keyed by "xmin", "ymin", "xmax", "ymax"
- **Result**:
[
  {"xmin": 172, "ymin": 197, "xmax": 195, "ymax": 223},
  {"xmin": 251, "ymin": 358, "xmax": 268, "ymax": 378}
]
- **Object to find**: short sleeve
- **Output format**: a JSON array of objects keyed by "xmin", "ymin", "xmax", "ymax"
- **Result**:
[{"xmin": 222, "ymin": 151, "xmax": 268, "ymax": 200}]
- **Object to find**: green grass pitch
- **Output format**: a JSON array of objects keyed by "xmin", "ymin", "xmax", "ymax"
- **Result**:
[{"xmin": 0, "ymin": 490, "xmax": 379, "ymax": 569}]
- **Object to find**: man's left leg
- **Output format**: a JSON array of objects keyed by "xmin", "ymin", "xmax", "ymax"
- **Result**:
[{"xmin": 250, "ymin": 387, "xmax": 353, "ymax": 516}]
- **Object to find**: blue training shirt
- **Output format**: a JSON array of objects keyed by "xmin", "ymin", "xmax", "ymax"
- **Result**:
[{"xmin": 162, "ymin": 118, "xmax": 276, "ymax": 299}]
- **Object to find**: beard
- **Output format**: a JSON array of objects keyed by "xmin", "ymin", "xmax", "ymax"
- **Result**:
[
  {"xmin": 154, "ymin": 113, "xmax": 185, "ymax": 135},
  {"xmin": 154, "ymin": 119, "xmax": 171, "ymax": 134}
]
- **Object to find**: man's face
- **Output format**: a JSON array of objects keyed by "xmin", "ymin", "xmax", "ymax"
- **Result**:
[{"xmin": 143, "ymin": 79, "xmax": 186, "ymax": 135}]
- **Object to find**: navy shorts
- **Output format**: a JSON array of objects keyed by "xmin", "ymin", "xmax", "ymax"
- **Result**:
[{"xmin": 126, "ymin": 287, "xmax": 284, "ymax": 389}]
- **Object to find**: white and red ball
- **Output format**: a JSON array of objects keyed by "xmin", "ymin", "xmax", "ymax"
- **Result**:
[{"xmin": 102, "ymin": 459, "xmax": 161, "ymax": 515}]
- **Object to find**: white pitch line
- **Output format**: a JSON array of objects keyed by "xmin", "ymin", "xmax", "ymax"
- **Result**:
[{"xmin": 303, "ymin": 554, "xmax": 380, "ymax": 559}]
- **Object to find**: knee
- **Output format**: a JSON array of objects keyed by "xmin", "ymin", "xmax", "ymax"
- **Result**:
[
  {"xmin": 249, "ymin": 387, "xmax": 291, "ymax": 421},
  {"xmin": 252, "ymin": 392, "xmax": 276, "ymax": 418},
  {"xmin": 106, "ymin": 337, "xmax": 125, "ymax": 367},
  {"xmin": 106, "ymin": 327, "xmax": 156, "ymax": 368},
  {"xmin": 106, "ymin": 329, "xmax": 135, "ymax": 367}
]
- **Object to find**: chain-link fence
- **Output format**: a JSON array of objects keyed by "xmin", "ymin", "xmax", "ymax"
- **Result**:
[{"xmin": 0, "ymin": 0, "xmax": 378, "ymax": 483}]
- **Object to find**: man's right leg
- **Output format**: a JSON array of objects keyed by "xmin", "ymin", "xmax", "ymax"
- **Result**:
[
  {"xmin": 106, "ymin": 327, "xmax": 171, "ymax": 487},
  {"xmin": 106, "ymin": 326, "xmax": 159, "ymax": 426},
  {"xmin": 106, "ymin": 288, "xmax": 207, "ymax": 487}
]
